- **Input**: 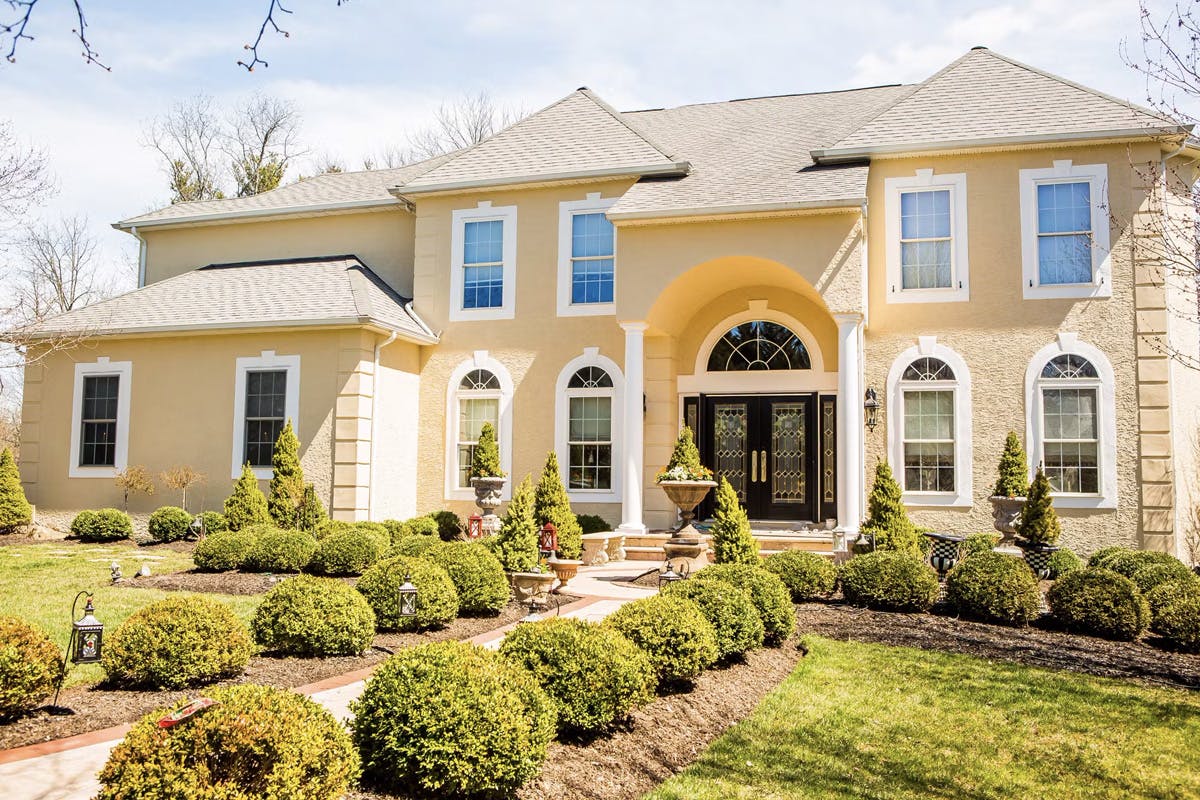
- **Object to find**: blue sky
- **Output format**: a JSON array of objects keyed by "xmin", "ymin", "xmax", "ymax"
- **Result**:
[{"xmin": 0, "ymin": 0, "xmax": 1172, "ymax": 279}]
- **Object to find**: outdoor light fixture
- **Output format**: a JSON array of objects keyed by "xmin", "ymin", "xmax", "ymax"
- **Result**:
[
  {"xmin": 71, "ymin": 592, "xmax": 104, "ymax": 665},
  {"xmin": 658, "ymin": 560, "xmax": 688, "ymax": 588},
  {"xmin": 467, "ymin": 514, "xmax": 483, "ymax": 540},
  {"xmin": 538, "ymin": 522, "xmax": 558, "ymax": 560},
  {"xmin": 190, "ymin": 514, "xmax": 204, "ymax": 538},
  {"xmin": 398, "ymin": 574, "xmax": 418, "ymax": 618},
  {"xmin": 864, "ymin": 387, "xmax": 881, "ymax": 432}
]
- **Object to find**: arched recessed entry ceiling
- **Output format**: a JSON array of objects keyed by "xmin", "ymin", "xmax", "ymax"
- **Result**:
[{"xmin": 707, "ymin": 321, "xmax": 812, "ymax": 371}]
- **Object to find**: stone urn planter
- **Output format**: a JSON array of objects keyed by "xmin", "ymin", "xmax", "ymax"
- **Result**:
[
  {"xmin": 547, "ymin": 557, "xmax": 582, "ymax": 592},
  {"xmin": 659, "ymin": 479, "xmax": 717, "ymax": 573},
  {"xmin": 988, "ymin": 495, "xmax": 1026, "ymax": 544},
  {"xmin": 923, "ymin": 531, "xmax": 966, "ymax": 575},
  {"xmin": 1017, "ymin": 541, "xmax": 1060, "ymax": 579},
  {"xmin": 509, "ymin": 571, "xmax": 555, "ymax": 603},
  {"xmin": 470, "ymin": 475, "xmax": 506, "ymax": 535}
]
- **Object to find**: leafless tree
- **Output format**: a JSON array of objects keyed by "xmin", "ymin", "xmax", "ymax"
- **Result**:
[
  {"xmin": 225, "ymin": 92, "xmax": 303, "ymax": 197},
  {"xmin": 399, "ymin": 92, "xmax": 524, "ymax": 162},
  {"xmin": 142, "ymin": 94, "xmax": 225, "ymax": 204},
  {"xmin": 161, "ymin": 464, "xmax": 205, "ymax": 512},
  {"xmin": 0, "ymin": 119, "xmax": 53, "ymax": 235},
  {"xmin": 310, "ymin": 152, "xmax": 345, "ymax": 175},
  {"xmin": 9, "ymin": 214, "xmax": 104, "ymax": 323}
]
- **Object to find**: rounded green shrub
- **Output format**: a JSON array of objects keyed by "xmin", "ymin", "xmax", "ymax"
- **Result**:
[
  {"xmin": 0, "ymin": 616, "xmax": 64, "ymax": 721},
  {"xmin": 425, "ymin": 540, "xmax": 509, "ymax": 616},
  {"xmin": 391, "ymin": 533, "xmax": 439, "ymax": 557},
  {"xmin": 252, "ymin": 575, "xmax": 376, "ymax": 656},
  {"xmin": 70, "ymin": 508, "xmax": 133, "ymax": 542},
  {"xmin": 1088, "ymin": 545, "xmax": 1132, "ymax": 569},
  {"xmin": 662, "ymin": 578, "xmax": 764, "ymax": 660},
  {"xmin": 353, "ymin": 520, "xmax": 391, "ymax": 543},
  {"xmin": 147, "ymin": 506, "xmax": 192, "ymax": 543},
  {"xmin": 315, "ymin": 519, "xmax": 356, "ymax": 540},
  {"xmin": 192, "ymin": 527, "xmax": 258, "ymax": 571},
  {"xmin": 1098, "ymin": 549, "xmax": 1181, "ymax": 579},
  {"xmin": 1046, "ymin": 547, "xmax": 1083, "ymax": 579},
  {"xmin": 96, "ymin": 684, "xmax": 359, "ymax": 800},
  {"xmin": 385, "ymin": 515, "xmax": 439, "ymax": 543},
  {"xmin": 427, "ymin": 510, "xmax": 464, "ymax": 541},
  {"xmin": 351, "ymin": 641, "xmax": 555, "ymax": 798},
  {"xmin": 0, "ymin": 447, "xmax": 32, "ymax": 534},
  {"xmin": 961, "ymin": 532, "xmax": 1000, "ymax": 559},
  {"xmin": 1147, "ymin": 581, "xmax": 1200, "ymax": 652},
  {"xmin": 102, "ymin": 596, "xmax": 252, "ymax": 689},
  {"xmin": 763, "ymin": 550, "xmax": 837, "ymax": 601},
  {"xmin": 196, "ymin": 510, "xmax": 227, "ymax": 535},
  {"xmin": 357, "ymin": 555, "xmax": 459, "ymax": 631},
  {"xmin": 694, "ymin": 563, "xmax": 796, "ymax": 645},
  {"xmin": 1130, "ymin": 560, "xmax": 1196, "ymax": 594},
  {"xmin": 1047, "ymin": 568, "xmax": 1150, "ymax": 641},
  {"xmin": 242, "ymin": 528, "xmax": 317, "ymax": 573},
  {"xmin": 577, "ymin": 513, "xmax": 611, "ymax": 534},
  {"xmin": 1147, "ymin": 578, "xmax": 1200, "ymax": 629},
  {"xmin": 307, "ymin": 529, "xmax": 387, "ymax": 576},
  {"xmin": 499, "ymin": 618, "xmax": 653, "ymax": 733},
  {"xmin": 604, "ymin": 595, "xmax": 718, "ymax": 686},
  {"xmin": 840, "ymin": 550, "xmax": 940, "ymax": 612},
  {"xmin": 945, "ymin": 551, "xmax": 1040, "ymax": 626}
]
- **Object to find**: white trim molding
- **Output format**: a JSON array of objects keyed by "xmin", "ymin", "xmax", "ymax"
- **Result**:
[
  {"xmin": 886, "ymin": 336, "xmax": 974, "ymax": 508},
  {"xmin": 68, "ymin": 358, "xmax": 133, "ymax": 479},
  {"xmin": 557, "ymin": 193, "xmax": 618, "ymax": 317},
  {"xmin": 444, "ymin": 351, "xmax": 515, "ymax": 502},
  {"xmin": 1019, "ymin": 160, "xmax": 1112, "ymax": 300},
  {"xmin": 1024, "ymin": 333, "xmax": 1117, "ymax": 509},
  {"xmin": 231, "ymin": 351, "xmax": 301, "ymax": 480},
  {"xmin": 883, "ymin": 169, "xmax": 970, "ymax": 304},
  {"xmin": 554, "ymin": 348, "xmax": 624, "ymax": 504},
  {"xmin": 449, "ymin": 201, "xmax": 518, "ymax": 322}
]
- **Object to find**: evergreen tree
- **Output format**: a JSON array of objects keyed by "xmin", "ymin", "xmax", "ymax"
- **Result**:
[
  {"xmin": 0, "ymin": 448, "xmax": 32, "ymax": 533},
  {"xmin": 224, "ymin": 463, "xmax": 270, "ymax": 531},
  {"xmin": 658, "ymin": 426, "xmax": 708, "ymax": 479},
  {"xmin": 294, "ymin": 483, "xmax": 328, "ymax": 533},
  {"xmin": 268, "ymin": 420, "xmax": 304, "ymax": 527},
  {"xmin": 860, "ymin": 461, "xmax": 919, "ymax": 552},
  {"xmin": 993, "ymin": 431, "xmax": 1029, "ymax": 497},
  {"xmin": 469, "ymin": 422, "xmax": 505, "ymax": 478},
  {"xmin": 1016, "ymin": 467, "xmax": 1061, "ymax": 545},
  {"xmin": 710, "ymin": 475, "xmax": 758, "ymax": 564},
  {"xmin": 533, "ymin": 451, "xmax": 583, "ymax": 559},
  {"xmin": 492, "ymin": 476, "xmax": 539, "ymax": 572}
]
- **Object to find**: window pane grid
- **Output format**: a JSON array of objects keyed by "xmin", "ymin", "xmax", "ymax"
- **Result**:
[
  {"xmin": 457, "ymin": 397, "xmax": 499, "ymax": 489},
  {"xmin": 902, "ymin": 389, "xmax": 955, "ymax": 492},
  {"xmin": 244, "ymin": 370, "xmax": 287, "ymax": 468},
  {"xmin": 570, "ymin": 212, "xmax": 614, "ymax": 305},
  {"xmin": 568, "ymin": 395, "xmax": 611, "ymax": 490},
  {"xmin": 1041, "ymin": 387, "xmax": 1099, "ymax": 493},
  {"xmin": 462, "ymin": 219, "xmax": 504, "ymax": 309},
  {"xmin": 80, "ymin": 375, "xmax": 119, "ymax": 467},
  {"xmin": 900, "ymin": 189, "xmax": 952, "ymax": 290},
  {"xmin": 1037, "ymin": 181, "xmax": 1093, "ymax": 285}
]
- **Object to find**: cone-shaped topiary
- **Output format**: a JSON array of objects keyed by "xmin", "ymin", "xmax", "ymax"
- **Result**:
[
  {"xmin": 861, "ymin": 461, "xmax": 919, "ymax": 552},
  {"xmin": 224, "ymin": 463, "xmax": 270, "ymax": 531},
  {"xmin": 533, "ymin": 451, "xmax": 582, "ymax": 559},
  {"xmin": 294, "ymin": 483, "xmax": 328, "ymax": 533},
  {"xmin": 993, "ymin": 431, "xmax": 1028, "ymax": 498},
  {"xmin": 710, "ymin": 475, "xmax": 758, "ymax": 564},
  {"xmin": 0, "ymin": 448, "xmax": 32, "ymax": 534},
  {"xmin": 1017, "ymin": 467, "xmax": 1061, "ymax": 546},
  {"xmin": 268, "ymin": 421, "xmax": 304, "ymax": 528},
  {"xmin": 656, "ymin": 426, "xmax": 711, "ymax": 482},
  {"xmin": 492, "ymin": 476, "xmax": 539, "ymax": 572},
  {"xmin": 469, "ymin": 422, "xmax": 504, "ymax": 479}
]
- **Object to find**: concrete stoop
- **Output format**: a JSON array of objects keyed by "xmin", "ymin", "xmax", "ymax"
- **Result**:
[{"xmin": 626, "ymin": 529, "xmax": 835, "ymax": 561}]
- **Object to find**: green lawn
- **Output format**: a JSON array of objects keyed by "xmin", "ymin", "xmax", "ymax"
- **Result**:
[
  {"xmin": 0, "ymin": 541, "xmax": 260, "ymax": 687},
  {"xmin": 646, "ymin": 637, "xmax": 1200, "ymax": 800}
]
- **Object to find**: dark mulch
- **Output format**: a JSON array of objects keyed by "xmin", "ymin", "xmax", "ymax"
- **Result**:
[{"xmin": 117, "ymin": 569, "xmax": 288, "ymax": 595}]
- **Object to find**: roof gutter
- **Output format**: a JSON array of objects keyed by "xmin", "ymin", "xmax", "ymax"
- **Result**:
[
  {"xmin": 390, "ymin": 161, "xmax": 692, "ymax": 198},
  {"xmin": 112, "ymin": 197, "xmax": 405, "ymax": 232},
  {"xmin": 129, "ymin": 226, "xmax": 147, "ymax": 288},
  {"xmin": 607, "ymin": 196, "xmax": 866, "ymax": 222},
  {"xmin": 17, "ymin": 317, "xmax": 440, "ymax": 344}
]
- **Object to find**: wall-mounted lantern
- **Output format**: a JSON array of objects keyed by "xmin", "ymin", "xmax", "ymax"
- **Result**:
[{"xmin": 864, "ymin": 387, "xmax": 881, "ymax": 432}]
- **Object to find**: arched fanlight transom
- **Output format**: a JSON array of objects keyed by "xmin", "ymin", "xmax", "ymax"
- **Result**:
[
  {"xmin": 706, "ymin": 321, "xmax": 811, "ymax": 372},
  {"xmin": 568, "ymin": 366, "xmax": 613, "ymax": 388},
  {"xmin": 1042, "ymin": 354, "xmax": 1098, "ymax": 379},
  {"xmin": 902, "ymin": 357, "xmax": 955, "ymax": 382},
  {"xmin": 460, "ymin": 369, "xmax": 500, "ymax": 391}
]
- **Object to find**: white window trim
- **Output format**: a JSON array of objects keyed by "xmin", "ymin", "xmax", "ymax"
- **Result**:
[
  {"xmin": 554, "ymin": 348, "xmax": 624, "ymax": 503},
  {"xmin": 450, "ymin": 201, "xmax": 517, "ymax": 322},
  {"xmin": 883, "ymin": 169, "xmax": 970, "ymax": 304},
  {"xmin": 445, "ymin": 351, "xmax": 514, "ymax": 502},
  {"xmin": 557, "ymin": 193, "xmax": 617, "ymax": 317},
  {"xmin": 1019, "ymin": 160, "xmax": 1112, "ymax": 300},
  {"xmin": 1025, "ymin": 333, "xmax": 1117, "ymax": 509},
  {"xmin": 69, "ymin": 358, "xmax": 132, "ymax": 479},
  {"xmin": 231, "ymin": 351, "xmax": 300, "ymax": 480},
  {"xmin": 886, "ymin": 336, "xmax": 973, "ymax": 507}
]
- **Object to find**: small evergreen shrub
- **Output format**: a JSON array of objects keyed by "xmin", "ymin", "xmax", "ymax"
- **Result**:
[
  {"xmin": 351, "ymin": 641, "xmax": 554, "ymax": 798},
  {"xmin": 840, "ymin": 551, "xmax": 940, "ymax": 612},
  {"xmin": 763, "ymin": 550, "xmax": 837, "ymax": 601},
  {"xmin": 710, "ymin": 475, "xmax": 759, "ymax": 565},
  {"xmin": 102, "ymin": 596, "xmax": 252, "ymax": 689},
  {"xmin": 1101, "ymin": 549, "xmax": 1186, "ymax": 580},
  {"xmin": 945, "ymin": 551, "xmax": 1040, "ymax": 626},
  {"xmin": 294, "ymin": 483, "xmax": 328, "ymax": 532},
  {"xmin": 1016, "ymin": 467, "xmax": 1061, "ymax": 546},
  {"xmin": 534, "ymin": 451, "xmax": 583, "ymax": 559},
  {"xmin": 860, "ymin": 461, "xmax": 919, "ymax": 552},
  {"xmin": 0, "ymin": 448, "xmax": 32, "ymax": 533},
  {"xmin": 315, "ymin": 519, "xmax": 355, "ymax": 540},
  {"xmin": 1088, "ymin": 546, "xmax": 1132, "ymax": 569},
  {"xmin": 662, "ymin": 579, "xmax": 764, "ymax": 660},
  {"xmin": 1047, "ymin": 568, "xmax": 1150, "ymax": 641},
  {"xmin": 96, "ymin": 684, "xmax": 359, "ymax": 800},
  {"xmin": 0, "ymin": 616, "xmax": 63, "ymax": 720},
  {"xmin": 384, "ymin": 515, "xmax": 438, "ymax": 543},
  {"xmin": 499, "ymin": 618, "xmax": 654, "ymax": 733},
  {"xmin": 242, "ymin": 528, "xmax": 317, "ymax": 573},
  {"xmin": 308, "ymin": 529, "xmax": 388, "ymax": 576},
  {"xmin": 604, "ymin": 595, "xmax": 718, "ymax": 686},
  {"xmin": 427, "ymin": 510, "xmax": 463, "ymax": 541},
  {"xmin": 147, "ymin": 506, "xmax": 192, "ymax": 543},
  {"xmin": 224, "ymin": 463, "xmax": 270, "ymax": 531},
  {"xmin": 192, "ymin": 527, "xmax": 258, "ymax": 571},
  {"xmin": 492, "ymin": 476, "xmax": 540, "ymax": 573},
  {"xmin": 961, "ymin": 532, "xmax": 1001, "ymax": 559},
  {"xmin": 992, "ymin": 431, "xmax": 1028, "ymax": 497},
  {"xmin": 655, "ymin": 426, "xmax": 711, "ymax": 481},
  {"xmin": 252, "ymin": 575, "xmax": 376, "ymax": 656},
  {"xmin": 196, "ymin": 510, "xmax": 227, "ymax": 535},
  {"xmin": 577, "ymin": 514, "xmax": 611, "ymax": 534},
  {"xmin": 469, "ymin": 422, "xmax": 505, "ymax": 478},
  {"xmin": 1131, "ymin": 560, "xmax": 1196, "ymax": 594},
  {"xmin": 357, "ymin": 555, "xmax": 459, "ymax": 631},
  {"xmin": 267, "ymin": 420, "xmax": 304, "ymax": 528},
  {"xmin": 693, "ymin": 562, "xmax": 796, "ymax": 645},
  {"xmin": 70, "ymin": 508, "xmax": 133, "ymax": 542},
  {"xmin": 391, "ymin": 533, "xmax": 440, "ymax": 557},
  {"xmin": 1147, "ymin": 578, "xmax": 1200, "ymax": 627},
  {"xmin": 425, "ymin": 540, "xmax": 509, "ymax": 615},
  {"xmin": 1147, "ymin": 580, "xmax": 1200, "ymax": 651},
  {"xmin": 1046, "ymin": 547, "xmax": 1083, "ymax": 579}
]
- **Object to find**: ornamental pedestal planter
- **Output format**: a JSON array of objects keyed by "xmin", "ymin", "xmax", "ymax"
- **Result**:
[
  {"xmin": 547, "ymin": 557, "xmax": 582, "ymax": 592},
  {"xmin": 509, "ymin": 571, "xmax": 555, "ymax": 603},
  {"xmin": 988, "ymin": 495, "xmax": 1027, "ymax": 544},
  {"xmin": 658, "ymin": 480, "xmax": 717, "ymax": 574},
  {"xmin": 923, "ymin": 531, "xmax": 966, "ymax": 575},
  {"xmin": 1017, "ymin": 541, "xmax": 1060, "ymax": 579},
  {"xmin": 470, "ymin": 476, "xmax": 507, "ymax": 536}
]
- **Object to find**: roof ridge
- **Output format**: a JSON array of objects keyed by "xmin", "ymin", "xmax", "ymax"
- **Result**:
[
  {"xmin": 622, "ymin": 83, "xmax": 910, "ymax": 114},
  {"xmin": 200, "ymin": 254, "xmax": 361, "ymax": 270},
  {"xmin": 576, "ymin": 87, "xmax": 680, "ymax": 161}
]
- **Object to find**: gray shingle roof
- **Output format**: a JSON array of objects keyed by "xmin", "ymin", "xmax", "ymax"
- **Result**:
[{"xmin": 19, "ymin": 256, "xmax": 436, "ymax": 341}]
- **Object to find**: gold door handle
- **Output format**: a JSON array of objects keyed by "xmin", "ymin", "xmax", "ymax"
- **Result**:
[
  {"xmin": 750, "ymin": 451, "xmax": 757, "ymax": 483},
  {"xmin": 760, "ymin": 450, "xmax": 768, "ymax": 482}
]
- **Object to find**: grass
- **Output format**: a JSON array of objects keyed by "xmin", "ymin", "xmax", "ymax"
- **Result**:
[
  {"xmin": 645, "ymin": 636, "xmax": 1200, "ymax": 800},
  {"xmin": 0, "ymin": 541, "xmax": 260, "ymax": 687}
]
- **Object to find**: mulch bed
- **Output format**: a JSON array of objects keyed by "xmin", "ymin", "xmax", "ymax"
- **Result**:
[{"xmin": 116, "ymin": 569, "xmax": 292, "ymax": 595}]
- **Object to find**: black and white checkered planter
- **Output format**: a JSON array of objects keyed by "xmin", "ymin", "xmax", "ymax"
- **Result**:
[
  {"xmin": 923, "ymin": 532, "xmax": 965, "ymax": 575},
  {"xmin": 1019, "ymin": 543, "xmax": 1059, "ymax": 579}
]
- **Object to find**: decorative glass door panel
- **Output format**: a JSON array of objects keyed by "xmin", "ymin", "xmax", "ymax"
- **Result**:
[
  {"xmin": 770, "ymin": 402, "xmax": 806, "ymax": 505},
  {"xmin": 712, "ymin": 403, "xmax": 749, "ymax": 503}
]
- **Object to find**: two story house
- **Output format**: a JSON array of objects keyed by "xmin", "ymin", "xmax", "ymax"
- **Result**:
[{"xmin": 17, "ymin": 47, "xmax": 1200, "ymax": 558}]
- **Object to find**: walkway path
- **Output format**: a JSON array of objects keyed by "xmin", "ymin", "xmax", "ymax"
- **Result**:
[{"xmin": 0, "ymin": 562, "xmax": 656, "ymax": 800}]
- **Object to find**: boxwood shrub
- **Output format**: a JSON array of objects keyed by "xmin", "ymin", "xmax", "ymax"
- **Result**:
[
  {"xmin": 384, "ymin": 515, "xmax": 439, "ymax": 543},
  {"xmin": 242, "ymin": 528, "xmax": 317, "ymax": 573},
  {"xmin": 196, "ymin": 510, "xmax": 227, "ymax": 535},
  {"xmin": 1087, "ymin": 545, "xmax": 1132, "ymax": 569},
  {"xmin": 70, "ymin": 508, "xmax": 133, "ymax": 542},
  {"xmin": 1047, "ymin": 568, "xmax": 1150, "ymax": 641},
  {"xmin": 961, "ymin": 532, "xmax": 1000, "ymax": 559},
  {"xmin": 351, "ymin": 641, "xmax": 555, "ymax": 798},
  {"xmin": 192, "ymin": 527, "xmax": 258, "ymax": 571},
  {"xmin": 662, "ymin": 578, "xmax": 764, "ymax": 660},
  {"xmin": 102, "ymin": 596, "xmax": 253, "ymax": 689},
  {"xmin": 762, "ymin": 550, "xmax": 837, "ymax": 601},
  {"xmin": 357, "ymin": 555, "xmax": 459, "ymax": 631},
  {"xmin": 1130, "ymin": 560, "xmax": 1196, "ymax": 594},
  {"xmin": 499, "ymin": 617, "xmax": 653, "ymax": 733},
  {"xmin": 1095, "ymin": 548, "xmax": 1181, "ymax": 579},
  {"xmin": 577, "ymin": 513, "xmax": 611, "ymax": 534},
  {"xmin": 1046, "ymin": 547, "xmax": 1083, "ymax": 579},
  {"xmin": 307, "ymin": 529, "xmax": 387, "ymax": 576},
  {"xmin": 425, "ymin": 540, "xmax": 509, "ymax": 616},
  {"xmin": 1147, "ymin": 577, "xmax": 1200, "ymax": 624},
  {"xmin": 146, "ymin": 506, "xmax": 192, "ymax": 543},
  {"xmin": 390, "ymin": 533, "xmax": 440, "ymax": 557},
  {"xmin": 96, "ymin": 684, "xmax": 359, "ymax": 800},
  {"xmin": 605, "ymin": 595, "xmax": 718, "ymax": 687},
  {"xmin": 0, "ymin": 616, "xmax": 64, "ymax": 721},
  {"xmin": 252, "ymin": 575, "xmax": 376, "ymax": 656},
  {"xmin": 693, "ymin": 563, "xmax": 796, "ymax": 645},
  {"xmin": 427, "ymin": 510, "xmax": 463, "ymax": 541},
  {"xmin": 840, "ymin": 550, "xmax": 940, "ymax": 612},
  {"xmin": 1146, "ymin": 580, "xmax": 1200, "ymax": 652},
  {"xmin": 945, "ymin": 551, "xmax": 1040, "ymax": 626}
]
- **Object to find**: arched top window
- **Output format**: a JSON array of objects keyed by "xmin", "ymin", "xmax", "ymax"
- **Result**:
[
  {"xmin": 460, "ymin": 369, "xmax": 500, "ymax": 391},
  {"xmin": 902, "ymin": 357, "xmax": 955, "ymax": 382},
  {"xmin": 568, "ymin": 366, "xmax": 613, "ymax": 388},
  {"xmin": 706, "ymin": 321, "xmax": 811, "ymax": 372},
  {"xmin": 1041, "ymin": 354, "xmax": 1098, "ymax": 379},
  {"xmin": 445, "ymin": 355, "xmax": 513, "ymax": 500}
]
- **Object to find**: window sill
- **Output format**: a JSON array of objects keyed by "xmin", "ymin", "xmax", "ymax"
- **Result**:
[
  {"xmin": 886, "ymin": 287, "xmax": 969, "ymax": 305},
  {"xmin": 449, "ymin": 306, "xmax": 515, "ymax": 322},
  {"xmin": 231, "ymin": 466, "xmax": 274, "ymax": 480},
  {"xmin": 1023, "ymin": 281, "xmax": 1111, "ymax": 301},
  {"xmin": 1050, "ymin": 494, "xmax": 1116, "ymax": 510},
  {"xmin": 566, "ymin": 489, "xmax": 621, "ymax": 504},
  {"xmin": 557, "ymin": 302, "xmax": 615, "ymax": 318},
  {"xmin": 68, "ymin": 465, "xmax": 120, "ymax": 479},
  {"xmin": 901, "ymin": 491, "xmax": 972, "ymax": 508}
]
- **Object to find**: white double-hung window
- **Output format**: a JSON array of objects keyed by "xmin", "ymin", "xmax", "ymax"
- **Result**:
[
  {"xmin": 445, "ymin": 352, "xmax": 514, "ymax": 501},
  {"xmin": 558, "ymin": 194, "xmax": 617, "ymax": 316},
  {"xmin": 450, "ymin": 202, "xmax": 517, "ymax": 321},
  {"xmin": 1019, "ymin": 161, "xmax": 1111, "ymax": 299},
  {"xmin": 884, "ymin": 170, "xmax": 969, "ymax": 303}
]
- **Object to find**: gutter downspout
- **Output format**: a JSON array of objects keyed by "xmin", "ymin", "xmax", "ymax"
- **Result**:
[
  {"xmin": 367, "ymin": 330, "xmax": 399, "ymax": 520},
  {"xmin": 130, "ymin": 226, "xmax": 147, "ymax": 288}
]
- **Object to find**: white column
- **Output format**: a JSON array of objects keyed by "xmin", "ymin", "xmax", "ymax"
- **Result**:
[
  {"xmin": 834, "ymin": 313, "xmax": 864, "ymax": 534},
  {"xmin": 617, "ymin": 321, "xmax": 648, "ymax": 535}
]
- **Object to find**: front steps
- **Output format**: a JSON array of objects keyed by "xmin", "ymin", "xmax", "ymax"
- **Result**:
[{"xmin": 623, "ymin": 528, "xmax": 835, "ymax": 561}]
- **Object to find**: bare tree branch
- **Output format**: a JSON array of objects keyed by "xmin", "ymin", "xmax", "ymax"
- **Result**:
[
  {"xmin": 2, "ymin": 0, "xmax": 108, "ymax": 69},
  {"xmin": 224, "ymin": 92, "xmax": 303, "ymax": 196},
  {"xmin": 397, "ymin": 91, "xmax": 525, "ymax": 164},
  {"xmin": 238, "ymin": 0, "xmax": 350, "ymax": 72},
  {"xmin": 0, "ymin": 119, "xmax": 53, "ymax": 229},
  {"xmin": 9, "ymin": 214, "xmax": 104, "ymax": 323},
  {"xmin": 142, "ymin": 94, "xmax": 225, "ymax": 203}
]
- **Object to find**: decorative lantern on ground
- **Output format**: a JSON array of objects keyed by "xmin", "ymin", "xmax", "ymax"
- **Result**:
[
  {"xmin": 190, "ymin": 515, "xmax": 204, "ymax": 538},
  {"xmin": 467, "ymin": 514, "xmax": 483, "ymax": 540},
  {"xmin": 398, "ymin": 574, "xmax": 418, "ymax": 618},
  {"xmin": 71, "ymin": 593, "xmax": 104, "ymax": 664},
  {"xmin": 863, "ymin": 387, "xmax": 881, "ymax": 432},
  {"xmin": 538, "ymin": 522, "xmax": 558, "ymax": 560},
  {"xmin": 658, "ymin": 560, "xmax": 688, "ymax": 588}
]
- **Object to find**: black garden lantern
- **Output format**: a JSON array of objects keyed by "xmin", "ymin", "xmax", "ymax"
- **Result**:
[
  {"xmin": 71, "ymin": 593, "xmax": 104, "ymax": 664},
  {"xmin": 398, "ymin": 574, "xmax": 418, "ymax": 618},
  {"xmin": 538, "ymin": 523, "xmax": 558, "ymax": 560},
  {"xmin": 864, "ymin": 387, "xmax": 881, "ymax": 432},
  {"xmin": 658, "ymin": 560, "xmax": 688, "ymax": 588}
]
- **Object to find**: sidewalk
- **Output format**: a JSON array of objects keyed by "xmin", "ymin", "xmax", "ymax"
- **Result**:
[{"xmin": 0, "ymin": 561, "xmax": 656, "ymax": 800}]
